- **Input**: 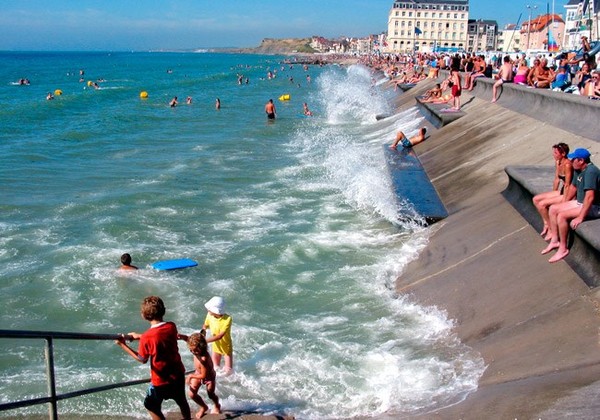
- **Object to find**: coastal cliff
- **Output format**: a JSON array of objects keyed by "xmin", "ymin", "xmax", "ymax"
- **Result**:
[
  {"xmin": 389, "ymin": 78, "xmax": 600, "ymax": 418},
  {"xmin": 229, "ymin": 38, "xmax": 315, "ymax": 55}
]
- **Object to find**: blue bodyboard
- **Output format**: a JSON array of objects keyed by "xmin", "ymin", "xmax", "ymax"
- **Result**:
[{"xmin": 152, "ymin": 258, "xmax": 198, "ymax": 271}]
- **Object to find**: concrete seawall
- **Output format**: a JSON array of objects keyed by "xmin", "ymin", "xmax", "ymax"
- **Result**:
[{"xmin": 391, "ymin": 79, "xmax": 600, "ymax": 418}]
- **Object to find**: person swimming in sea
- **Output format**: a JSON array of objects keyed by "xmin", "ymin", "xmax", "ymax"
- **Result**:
[{"xmin": 120, "ymin": 253, "xmax": 138, "ymax": 270}]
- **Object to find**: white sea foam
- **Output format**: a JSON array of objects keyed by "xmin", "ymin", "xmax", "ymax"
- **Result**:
[{"xmin": 0, "ymin": 54, "xmax": 485, "ymax": 419}]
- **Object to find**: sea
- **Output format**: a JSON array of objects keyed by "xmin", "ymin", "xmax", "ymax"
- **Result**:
[{"xmin": 0, "ymin": 51, "xmax": 485, "ymax": 419}]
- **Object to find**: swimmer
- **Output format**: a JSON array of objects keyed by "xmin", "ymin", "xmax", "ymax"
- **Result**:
[
  {"xmin": 46, "ymin": 92, "xmax": 54, "ymax": 100},
  {"xmin": 186, "ymin": 96, "xmax": 192, "ymax": 105},
  {"xmin": 215, "ymin": 98, "xmax": 221, "ymax": 110},
  {"xmin": 303, "ymin": 102, "xmax": 313, "ymax": 116},
  {"xmin": 120, "ymin": 253, "xmax": 138, "ymax": 270},
  {"xmin": 169, "ymin": 96, "xmax": 178, "ymax": 107},
  {"xmin": 390, "ymin": 127, "xmax": 428, "ymax": 149}
]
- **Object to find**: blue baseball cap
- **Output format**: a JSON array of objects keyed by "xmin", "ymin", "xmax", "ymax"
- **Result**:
[{"xmin": 567, "ymin": 148, "xmax": 591, "ymax": 160}]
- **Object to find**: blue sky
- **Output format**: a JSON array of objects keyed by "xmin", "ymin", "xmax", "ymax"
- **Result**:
[{"xmin": 0, "ymin": 0, "xmax": 569, "ymax": 51}]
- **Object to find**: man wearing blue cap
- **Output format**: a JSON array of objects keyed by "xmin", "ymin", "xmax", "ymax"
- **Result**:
[{"xmin": 542, "ymin": 148, "xmax": 600, "ymax": 262}]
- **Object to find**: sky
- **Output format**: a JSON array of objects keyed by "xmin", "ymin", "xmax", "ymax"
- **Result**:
[{"xmin": 0, "ymin": 0, "xmax": 570, "ymax": 51}]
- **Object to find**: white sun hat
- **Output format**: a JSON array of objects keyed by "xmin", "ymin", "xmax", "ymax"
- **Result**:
[{"xmin": 204, "ymin": 296, "xmax": 225, "ymax": 315}]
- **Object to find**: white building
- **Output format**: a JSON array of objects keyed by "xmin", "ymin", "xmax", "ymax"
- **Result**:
[
  {"xmin": 386, "ymin": 0, "xmax": 470, "ymax": 53},
  {"xmin": 497, "ymin": 23, "xmax": 522, "ymax": 52},
  {"xmin": 563, "ymin": 0, "xmax": 599, "ymax": 50}
]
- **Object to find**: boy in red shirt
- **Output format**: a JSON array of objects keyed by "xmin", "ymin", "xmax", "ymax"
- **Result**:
[{"xmin": 116, "ymin": 296, "xmax": 191, "ymax": 420}]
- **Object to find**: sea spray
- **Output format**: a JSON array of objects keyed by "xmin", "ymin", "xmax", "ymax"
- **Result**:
[{"xmin": 0, "ymin": 52, "xmax": 485, "ymax": 419}]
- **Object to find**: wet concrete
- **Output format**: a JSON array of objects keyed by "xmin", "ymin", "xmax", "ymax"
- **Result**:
[{"xmin": 392, "ymin": 78, "xmax": 600, "ymax": 419}]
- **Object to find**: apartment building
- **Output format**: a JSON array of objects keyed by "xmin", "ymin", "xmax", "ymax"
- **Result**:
[
  {"xmin": 385, "ymin": 0, "xmax": 470, "ymax": 53},
  {"xmin": 467, "ymin": 19, "xmax": 498, "ymax": 52}
]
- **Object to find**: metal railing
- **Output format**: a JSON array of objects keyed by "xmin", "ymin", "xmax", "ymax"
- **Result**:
[{"xmin": 0, "ymin": 329, "xmax": 146, "ymax": 420}]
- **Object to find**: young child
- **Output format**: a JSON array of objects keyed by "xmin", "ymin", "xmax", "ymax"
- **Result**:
[
  {"xmin": 449, "ymin": 68, "xmax": 462, "ymax": 111},
  {"xmin": 202, "ymin": 296, "xmax": 233, "ymax": 374},
  {"xmin": 180, "ymin": 332, "xmax": 221, "ymax": 417},
  {"xmin": 115, "ymin": 296, "xmax": 191, "ymax": 420},
  {"xmin": 120, "ymin": 253, "xmax": 138, "ymax": 270}
]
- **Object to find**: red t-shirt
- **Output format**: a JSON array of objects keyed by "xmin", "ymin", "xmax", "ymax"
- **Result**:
[{"xmin": 138, "ymin": 321, "xmax": 185, "ymax": 386}]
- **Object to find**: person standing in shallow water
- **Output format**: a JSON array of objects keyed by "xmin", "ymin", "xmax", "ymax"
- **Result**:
[
  {"xmin": 202, "ymin": 296, "xmax": 234, "ymax": 375},
  {"xmin": 265, "ymin": 99, "xmax": 276, "ymax": 120}
]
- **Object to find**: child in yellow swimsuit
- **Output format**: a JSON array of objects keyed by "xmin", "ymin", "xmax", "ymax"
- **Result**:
[{"xmin": 202, "ymin": 296, "xmax": 233, "ymax": 374}]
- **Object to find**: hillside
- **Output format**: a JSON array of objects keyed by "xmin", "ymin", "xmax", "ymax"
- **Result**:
[{"xmin": 231, "ymin": 38, "xmax": 316, "ymax": 55}]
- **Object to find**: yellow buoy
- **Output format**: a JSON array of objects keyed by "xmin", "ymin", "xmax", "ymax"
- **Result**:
[
  {"xmin": 139, "ymin": 91, "xmax": 149, "ymax": 99},
  {"xmin": 87, "ymin": 80, "xmax": 93, "ymax": 87},
  {"xmin": 54, "ymin": 89, "xmax": 63, "ymax": 96},
  {"xmin": 278, "ymin": 94, "xmax": 291, "ymax": 101}
]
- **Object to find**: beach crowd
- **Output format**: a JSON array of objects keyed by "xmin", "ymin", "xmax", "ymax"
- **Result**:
[
  {"xmin": 363, "ymin": 35, "xmax": 600, "ymax": 104},
  {"xmin": 365, "ymin": 41, "xmax": 599, "ymax": 265}
]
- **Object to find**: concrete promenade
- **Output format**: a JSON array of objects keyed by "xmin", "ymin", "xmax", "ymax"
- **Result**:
[{"xmin": 392, "ymin": 78, "xmax": 600, "ymax": 419}]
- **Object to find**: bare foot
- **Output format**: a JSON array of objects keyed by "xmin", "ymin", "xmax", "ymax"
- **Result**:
[
  {"xmin": 211, "ymin": 405, "xmax": 222, "ymax": 414},
  {"xmin": 196, "ymin": 404, "xmax": 209, "ymax": 418},
  {"xmin": 549, "ymin": 249, "xmax": 569, "ymax": 263},
  {"xmin": 541, "ymin": 242, "xmax": 559, "ymax": 255},
  {"xmin": 540, "ymin": 225, "xmax": 549, "ymax": 236},
  {"xmin": 491, "ymin": 98, "xmax": 497, "ymax": 103},
  {"xmin": 543, "ymin": 232, "xmax": 553, "ymax": 241}
]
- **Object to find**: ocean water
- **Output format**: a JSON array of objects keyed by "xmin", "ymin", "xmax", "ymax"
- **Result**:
[{"xmin": 0, "ymin": 52, "xmax": 485, "ymax": 419}]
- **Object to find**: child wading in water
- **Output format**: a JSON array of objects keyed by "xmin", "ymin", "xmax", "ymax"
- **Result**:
[
  {"xmin": 180, "ymin": 332, "xmax": 221, "ymax": 418},
  {"xmin": 202, "ymin": 296, "xmax": 233, "ymax": 374}
]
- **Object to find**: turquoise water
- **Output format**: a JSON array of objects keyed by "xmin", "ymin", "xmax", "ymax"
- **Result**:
[{"xmin": 0, "ymin": 52, "xmax": 484, "ymax": 419}]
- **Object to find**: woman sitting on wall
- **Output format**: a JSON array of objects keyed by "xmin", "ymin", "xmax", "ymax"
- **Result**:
[{"xmin": 533, "ymin": 143, "xmax": 574, "ymax": 240}]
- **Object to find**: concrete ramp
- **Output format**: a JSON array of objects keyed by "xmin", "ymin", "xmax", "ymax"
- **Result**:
[
  {"xmin": 394, "ymin": 90, "xmax": 600, "ymax": 419},
  {"xmin": 384, "ymin": 145, "xmax": 448, "ymax": 224}
]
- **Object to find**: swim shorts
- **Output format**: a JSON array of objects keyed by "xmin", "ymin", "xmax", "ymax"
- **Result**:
[
  {"xmin": 144, "ymin": 377, "xmax": 187, "ymax": 414},
  {"xmin": 401, "ymin": 138, "xmax": 412, "ymax": 148},
  {"xmin": 267, "ymin": 112, "xmax": 275, "ymax": 120},
  {"xmin": 451, "ymin": 85, "xmax": 461, "ymax": 97}
]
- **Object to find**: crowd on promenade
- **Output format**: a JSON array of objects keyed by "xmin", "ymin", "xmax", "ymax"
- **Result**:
[
  {"xmin": 368, "ymin": 49, "xmax": 599, "ymax": 265},
  {"xmin": 362, "ymin": 37, "xmax": 600, "ymax": 102}
]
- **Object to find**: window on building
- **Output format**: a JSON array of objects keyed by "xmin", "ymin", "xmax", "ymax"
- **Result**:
[
  {"xmin": 432, "ymin": 12, "xmax": 436, "ymax": 18},
  {"xmin": 416, "ymin": 21, "xmax": 420, "ymax": 27},
  {"xmin": 446, "ymin": 13, "xmax": 450, "ymax": 18},
  {"xmin": 401, "ymin": 21, "xmax": 405, "ymax": 27},
  {"xmin": 453, "ymin": 23, "xmax": 457, "ymax": 29},
  {"xmin": 408, "ymin": 21, "xmax": 412, "ymax": 27},
  {"xmin": 402, "ymin": 11, "xmax": 406, "ymax": 16},
  {"xmin": 417, "ymin": 12, "xmax": 421, "ymax": 17},
  {"xmin": 454, "ymin": 13, "xmax": 458, "ymax": 18},
  {"xmin": 424, "ymin": 12, "xmax": 428, "ymax": 17},
  {"xmin": 401, "ymin": 30, "xmax": 405, "ymax": 36},
  {"xmin": 409, "ymin": 11, "xmax": 413, "ymax": 17},
  {"xmin": 395, "ymin": 21, "xmax": 399, "ymax": 27},
  {"xmin": 424, "ymin": 22, "xmax": 428, "ymax": 28}
]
